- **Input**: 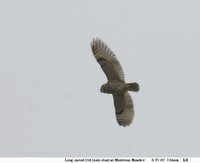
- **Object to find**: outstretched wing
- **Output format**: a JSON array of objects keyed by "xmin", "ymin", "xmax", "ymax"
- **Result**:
[
  {"xmin": 113, "ymin": 92, "xmax": 134, "ymax": 127},
  {"xmin": 91, "ymin": 38, "xmax": 125, "ymax": 82}
]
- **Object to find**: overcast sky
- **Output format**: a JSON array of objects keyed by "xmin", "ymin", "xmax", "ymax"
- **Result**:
[{"xmin": 0, "ymin": 0, "xmax": 200, "ymax": 157}]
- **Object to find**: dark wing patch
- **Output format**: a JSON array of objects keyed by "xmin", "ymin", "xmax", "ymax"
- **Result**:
[
  {"xmin": 113, "ymin": 93, "xmax": 125, "ymax": 115},
  {"xmin": 97, "ymin": 57, "xmax": 106, "ymax": 64}
]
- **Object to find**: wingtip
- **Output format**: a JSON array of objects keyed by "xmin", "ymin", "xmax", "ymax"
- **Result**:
[
  {"xmin": 91, "ymin": 37, "xmax": 103, "ymax": 51},
  {"xmin": 91, "ymin": 37, "xmax": 103, "ymax": 44}
]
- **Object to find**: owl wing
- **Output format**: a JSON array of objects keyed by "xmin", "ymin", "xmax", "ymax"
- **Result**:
[
  {"xmin": 91, "ymin": 38, "xmax": 125, "ymax": 82},
  {"xmin": 113, "ymin": 92, "xmax": 134, "ymax": 127}
]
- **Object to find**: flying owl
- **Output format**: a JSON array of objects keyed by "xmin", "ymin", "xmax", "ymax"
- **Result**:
[{"xmin": 91, "ymin": 38, "xmax": 139, "ymax": 127}]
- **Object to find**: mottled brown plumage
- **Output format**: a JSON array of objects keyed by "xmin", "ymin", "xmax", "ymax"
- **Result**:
[{"xmin": 91, "ymin": 38, "xmax": 139, "ymax": 127}]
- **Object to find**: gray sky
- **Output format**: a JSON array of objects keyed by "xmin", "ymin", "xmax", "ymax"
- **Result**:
[{"xmin": 0, "ymin": 0, "xmax": 200, "ymax": 157}]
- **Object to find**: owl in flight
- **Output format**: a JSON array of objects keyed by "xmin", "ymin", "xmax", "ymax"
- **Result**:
[{"xmin": 91, "ymin": 38, "xmax": 139, "ymax": 127}]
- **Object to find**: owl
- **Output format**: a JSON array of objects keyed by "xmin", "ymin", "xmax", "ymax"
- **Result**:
[{"xmin": 91, "ymin": 38, "xmax": 139, "ymax": 127}]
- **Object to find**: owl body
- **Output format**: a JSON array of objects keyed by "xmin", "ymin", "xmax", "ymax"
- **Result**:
[
  {"xmin": 91, "ymin": 38, "xmax": 139, "ymax": 127},
  {"xmin": 100, "ymin": 81, "xmax": 126, "ymax": 94}
]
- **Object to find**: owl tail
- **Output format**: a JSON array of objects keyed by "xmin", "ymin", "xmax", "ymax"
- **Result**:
[{"xmin": 126, "ymin": 82, "xmax": 140, "ymax": 92}]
